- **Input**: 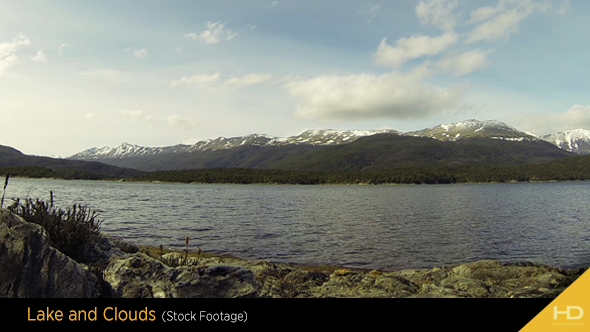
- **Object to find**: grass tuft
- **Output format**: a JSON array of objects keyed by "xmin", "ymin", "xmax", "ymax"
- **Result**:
[{"xmin": 7, "ymin": 193, "xmax": 103, "ymax": 263}]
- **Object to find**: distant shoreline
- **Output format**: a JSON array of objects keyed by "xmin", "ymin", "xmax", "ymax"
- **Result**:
[
  {"xmin": 4, "ymin": 173, "xmax": 588, "ymax": 186},
  {"xmin": 3, "ymin": 154, "xmax": 590, "ymax": 185}
]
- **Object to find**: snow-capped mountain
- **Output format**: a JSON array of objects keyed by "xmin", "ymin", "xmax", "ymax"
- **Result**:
[
  {"xmin": 69, "ymin": 120, "xmax": 590, "ymax": 162},
  {"xmin": 271, "ymin": 129, "xmax": 399, "ymax": 146},
  {"xmin": 405, "ymin": 119, "xmax": 540, "ymax": 142},
  {"xmin": 69, "ymin": 142, "xmax": 193, "ymax": 160},
  {"xmin": 541, "ymin": 129, "xmax": 590, "ymax": 155},
  {"xmin": 68, "ymin": 129, "xmax": 400, "ymax": 160}
]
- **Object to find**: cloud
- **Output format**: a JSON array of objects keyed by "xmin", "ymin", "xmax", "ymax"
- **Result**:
[
  {"xmin": 133, "ymin": 48, "xmax": 148, "ymax": 59},
  {"xmin": 465, "ymin": 0, "xmax": 546, "ymax": 43},
  {"xmin": 86, "ymin": 112, "xmax": 96, "ymax": 120},
  {"xmin": 374, "ymin": 31, "xmax": 458, "ymax": 68},
  {"xmin": 79, "ymin": 68, "xmax": 128, "ymax": 81},
  {"xmin": 558, "ymin": 0, "xmax": 570, "ymax": 14},
  {"xmin": 365, "ymin": 4, "xmax": 381, "ymax": 24},
  {"xmin": 166, "ymin": 115, "xmax": 198, "ymax": 128},
  {"xmin": 0, "ymin": 34, "xmax": 31, "ymax": 78},
  {"xmin": 31, "ymin": 49, "xmax": 47, "ymax": 63},
  {"xmin": 58, "ymin": 43, "xmax": 66, "ymax": 55},
  {"xmin": 436, "ymin": 49, "xmax": 491, "ymax": 76},
  {"xmin": 415, "ymin": 0, "xmax": 458, "ymax": 31},
  {"xmin": 170, "ymin": 72, "xmax": 221, "ymax": 87},
  {"xmin": 121, "ymin": 109, "xmax": 153, "ymax": 121},
  {"xmin": 511, "ymin": 105, "xmax": 590, "ymax": 134},
  {"xmin": 171, "ymin": 72, "xmax": 271, "ymax": 88},
  {"xmin": 282, "ymin": 66, "xmax": 465, "ymax": 121},
  {"xmin": 185, "ymin": 21, "xmax": 237, "ymax": 44},
  {"xmin": 121, "ymin": 109, "xmax": 198, "ymax": 128},
  {"xmin": 222, "ymin": 73, "xmax": 271, "ymax": 88}
]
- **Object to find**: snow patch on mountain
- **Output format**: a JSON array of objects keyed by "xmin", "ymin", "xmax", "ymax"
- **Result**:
[
  {"xmin": 405, "ymin": 119, "xmax": 540, "ymax": 142},
  {"xmin": 541, "ymin": 129, "xmax": 590, "ymax": 155},
  {"xmin": 68, "ymin": 129, "xmax": 400, "ymax": 160}
]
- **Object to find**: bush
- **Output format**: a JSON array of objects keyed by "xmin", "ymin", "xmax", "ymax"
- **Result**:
[{"xmin": 8, "ymin": 192, "xmax": 103, "ymax": 263}]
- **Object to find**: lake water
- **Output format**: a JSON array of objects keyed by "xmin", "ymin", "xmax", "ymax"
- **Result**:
[{"xmin": 3, "ymin": 178, "xmax": 590, "ymax": 271}]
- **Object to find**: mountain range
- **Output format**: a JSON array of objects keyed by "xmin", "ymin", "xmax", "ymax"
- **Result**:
[
  {"xmin": 3, "ymin": 119, "xmax": 588, "ymax": 178},
  {"xmin": 69, "ymin": 120, "xmax": 590, "ymax": 162},
  {"xmin": 68, "ymin": 129, "xmax": 400, "ymax": 160},
  {"xmin": 63, "ymin": 119, "xmax": 581, "ymax": 172}
]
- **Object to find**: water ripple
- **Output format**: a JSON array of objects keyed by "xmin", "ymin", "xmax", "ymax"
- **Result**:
[{"xmin": 6, "ymin": 179, "xmax": 590, "ymax": 270}]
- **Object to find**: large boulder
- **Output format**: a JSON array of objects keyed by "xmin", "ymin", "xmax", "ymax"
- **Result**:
[{"xmin": 0, "ymin": 209, "xmax": 100, "ymax": 298}]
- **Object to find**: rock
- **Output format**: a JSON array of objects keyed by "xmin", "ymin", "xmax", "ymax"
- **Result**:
[
  {"xmin": 372, "ymin": 275, "xmax": 419, "ymax": 297},
  {"xmin": 109, "ymin": 237, "xmax": 139, "ymax": 254},
  {"xmin": 0, "ymin": 209, "xmax": 100, "ymax": 298},
  {"xmin": 438, "ymin": 276, "xmax": 491, "ymax": 298},
  {"xmin": 251, "ymin": 262, "xmax": 331, "ymax": 298},
  {"xmin": 103, "ymin": 252, "xmax": 259, "ymax": 298}
]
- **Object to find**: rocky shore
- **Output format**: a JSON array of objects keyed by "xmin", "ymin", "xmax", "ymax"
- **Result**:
[{"xmin": 0, "ymin": 209, "xmax": 586, "ymax": 298}]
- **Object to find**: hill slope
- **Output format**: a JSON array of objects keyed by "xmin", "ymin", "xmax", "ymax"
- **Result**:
[
  {"xmin": 67, "ymin": 133, "xmax": 573, "ymax": 172},
  {"xmin": 0, "ymin": 145, "xmax": 144, "ymax": 179}
]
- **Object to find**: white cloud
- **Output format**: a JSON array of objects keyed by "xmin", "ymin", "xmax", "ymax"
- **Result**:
[
  {"xmin": 121, "ymin": 109, "xmax": 153, "ymax": 121},
  {"xmin": 31, "ymin": 49, "xmax": 47, "ymax": 63},
  {"xmin": 512, "ymin": 105, "xmax": 590, "ymax": 134},
  {"xmin": 185, "ymin": 21, "xmax": 237, "ymax": 44},
  {"xmin": 171, "ymin": 72, "xmax": 270, "ymax": 88},
  {"xmin": 468, "ymin": 3, "xmax": 504, "ymax": 24},
  {"xmin": 170, "ymin": 72, "xmax": 221, "ymax": 87},
  {"xmin": 223, "ymin": 73, "xmax": 271, "ymax": 88},
  {"xmin": 558, "ymin": 0, "xmax": 570, "ymax": 14},
  {"xmin": 415, "ymin": 0, "xmax": 458, "ymax": 31},
  {"xmin": 271, "ymin": 1, "xmax": 278, "ymax": 6},
  {"xmin": 121, "ymin": 109, "xmax": 199, "ymax": 128},
  {"xmin": 79, "ymin": 68, "xmax": 128, "ymax": 81},
  {"xmin": 465, "ymin": 0, "xmax": 545, "ymax": 43},
  {"xmin": 374, "ymin": 31, "xmax": 458, "ymax": 68},
  {"xmin": 166, "ymin": 115, "xmax": 199, "ymax": 128},
  {"xmin": 86, "ymin": 112, "xmax": 96, "ymax": 120},
  {"xmin": 366, "ymin": 4, "xmax": 381, "ymax": 24},
  {"xmin": 283, "ymin": 66, "xmax": 465, "ymax": 121},
  {"xmin": 0, "ymin": 34, "xmax": 31, "ymax": 78},
  {"xmin": 436, "ymin": 49, "xmax": 491, "ymax": 76},
  {"xmin": 133, "ymin": 48, "xmax": 148, "ymax": 59},
  {"xmin": 58, "ymin": 43, "xmax": 66, "ymax": 55}
]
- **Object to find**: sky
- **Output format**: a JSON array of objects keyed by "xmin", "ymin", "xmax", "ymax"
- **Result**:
[{"xmin": 1, "ymin": 0, "xmax": 588, "ymax": 157}]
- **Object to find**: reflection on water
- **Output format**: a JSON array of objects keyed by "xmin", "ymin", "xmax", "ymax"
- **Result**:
[{"xmin": 5, "ymin": 178, "xmax": 590, "ymax": 271}]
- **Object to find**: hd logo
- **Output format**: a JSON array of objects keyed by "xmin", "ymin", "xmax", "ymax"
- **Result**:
[
  {"xmin": 520, "ymin": 268, "xmax": 590, "ymax": 331},
  {"xmin": 554, "ymin": 306, "xmax": 584, "ymax": 320}
]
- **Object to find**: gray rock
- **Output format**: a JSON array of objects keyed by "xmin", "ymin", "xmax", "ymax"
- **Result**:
[
  {"xmin": 109, "ymin": 237, "xmax": 139, "ymax": 254},
  {"xmin": 0, "ymin": 209, "xmax": 100, "ymax": 298},
  {"xmin": 103, "ymin": 252, "xmax": 259, "ymax": 298}
]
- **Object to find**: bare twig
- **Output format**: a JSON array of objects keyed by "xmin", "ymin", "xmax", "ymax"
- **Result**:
[{"xmin": 1, "ymin": 173, "xmax": 9, "ymax": 208}]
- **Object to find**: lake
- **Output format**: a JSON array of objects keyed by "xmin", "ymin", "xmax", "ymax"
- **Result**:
[{"xmin": 3, "ymin": 178, "xmax": 590, "ymax": 271}]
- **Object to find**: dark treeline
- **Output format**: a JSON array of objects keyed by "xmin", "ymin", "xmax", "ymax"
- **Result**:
[
  {"xmin": 5, "ymin": 154, "xmax": 590, "ymax": 185},
  {"xmin": 128, "ymin": 155, "xmax": 590, "ymax": 185},
  {"xmin": 0, "ymin": 166, "xmax": 125, "ymax": 180}
]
